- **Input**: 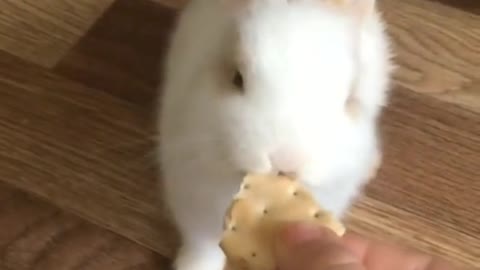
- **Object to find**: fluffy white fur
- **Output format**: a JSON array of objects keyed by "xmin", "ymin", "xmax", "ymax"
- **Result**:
[{"xmin": 158, "ymin": 1, "xmax": 393, "ymax": 270}]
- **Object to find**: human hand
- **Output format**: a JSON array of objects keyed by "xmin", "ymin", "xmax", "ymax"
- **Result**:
[{"xmin": 274, "ymin": 223, "xmax": 457, "ymax": 270}]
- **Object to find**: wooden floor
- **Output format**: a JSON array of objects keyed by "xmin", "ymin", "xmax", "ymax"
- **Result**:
[{"xmin": 0, "ymin": 0, "xmax": 478, "ymax": 269}]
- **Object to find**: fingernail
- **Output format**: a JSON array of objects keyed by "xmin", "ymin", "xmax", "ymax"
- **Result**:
[
  {"xmin": 279, "ymin": 222, "xmax": 332, "ymax": 248},
  {"xmin": 274, "ymin": 223, "xmax": 335, "ymax": 270}
]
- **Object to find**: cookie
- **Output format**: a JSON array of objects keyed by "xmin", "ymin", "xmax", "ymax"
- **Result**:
[{"xmin": 219, "ymin": 173, "xmax": 346, "ymax": 270}]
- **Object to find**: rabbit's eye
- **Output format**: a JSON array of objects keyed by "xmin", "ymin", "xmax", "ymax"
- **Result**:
[{"xmin": 232, "ymin": 70, "xmax": 244, "ymax": 90}]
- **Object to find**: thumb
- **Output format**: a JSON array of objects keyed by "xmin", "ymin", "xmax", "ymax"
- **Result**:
[{"xmin": 274, "ymin": 223, "xmax": 364, "ymax": 270}]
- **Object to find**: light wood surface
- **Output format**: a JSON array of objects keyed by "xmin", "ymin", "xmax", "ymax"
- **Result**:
[
  {"xmin": 381, "ymin": 0, "xmax": 480, "ymax": 112},
  {"xmin": 0, "ymin": 0, "xmax": 115, "ymax": 67},
  {"xmin": 0, "ymin": 0, "xmax": 478, "ymax": 269},
  {"xmin": 0, "ymin": 182, "xmax": 166, "ymax": 270}
]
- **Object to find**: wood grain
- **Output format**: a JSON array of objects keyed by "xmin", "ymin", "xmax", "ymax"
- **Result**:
[
  {"xmin": 0, "ymin": 182, "xmax": 169, "ymax": 270},
  {"xmin": 1, "ymin": 47, "xmax": 479, "ymax": 268},
  {"xmin": 0, "ymin": 0, "xmax": 115, "ymax": 67},
  {"xmin": 348, "ymin": 88, "xmax": 480, "ymax": 267},
  {"xmin": 0, "ymin": 0, "xmax": 478, "ymax": 269},
  {"xmin": 347, "ymin": 198, "xmax": 477, "ymax": 269},
  {"xmin": 0, "ymin": 51, "xmax": 179, "ymax": 258},
  {"xmin": 379, "ymin": 0, "xmax": 480, "ymax": 112},
  {"xmin": 427, "ymin": 0, "xmax": 480, "ymax": 15},
  {"xmin": 56, "ymin": 0, "xmax": 177, "ymax": 108},
  {"xmin": 57, "ymin": 0, "xmax": 480, "ymax": 114}
]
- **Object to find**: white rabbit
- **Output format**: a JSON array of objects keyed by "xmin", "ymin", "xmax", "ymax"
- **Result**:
[{"xmin": 158, "ymin": 0, "xmax": 393, "ymax": 270}]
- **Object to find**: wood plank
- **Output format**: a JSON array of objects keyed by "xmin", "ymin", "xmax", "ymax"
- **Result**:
[
  {"xmin": 0, "ymin": 0, "xmax": 115, "ymax": 67},
  {"xmin": 0, "ymin": 182, "xmax": 169, "ymax": 270},
  {"xmin": 0, "ymin": 52, "xmax": 179, "ymax": 258},
  {"xmin": 379, "ymin": 0, "xmax": 480, "ymax": 112},
  {"xmin": 57, "ymin": 0, "xmax": 480, "ymax": 114},
  {"xmin": 55, "ymin": 0, "xmax": 177, "ymax": 107},
  {"xmin": 426, "ymin": 0, "xmax": 480, "ymax": 15},
  {"xmin": 1, "ymin": 0, "xmax": 479, "ymax": 268},
  {"xmin": 347, "ymin": 198, "xmax": 477, "ymax": 269},
  {"xmin": 349, "ymin": 88, "xmax": 480, "ymax": 268},
  {"xmin": 1, "ymin": 49, "xmax": 479, "ymax": 268}
]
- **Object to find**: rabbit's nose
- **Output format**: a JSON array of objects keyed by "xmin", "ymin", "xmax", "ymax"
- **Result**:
[{"xmin": 269, "ymin": 146, "xmax": 306, "ymax": 178}]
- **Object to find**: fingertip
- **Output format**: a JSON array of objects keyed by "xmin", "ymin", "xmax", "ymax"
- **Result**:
[
  {"xmin": 275, "ymin": 224, "xmax": 364, "ymax": 270},
  {"xmin": 341, "ymin": 232, "xmax": 371, "ymax": 261},
  {"xmin": 279, "ymin": 222, "xmax": 339, "ymax": 248}
]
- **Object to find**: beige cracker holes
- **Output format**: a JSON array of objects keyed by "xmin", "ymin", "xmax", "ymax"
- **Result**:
[{"xmin": 219, "ymin": 173, "xmax": 346, "ymax": 270}]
